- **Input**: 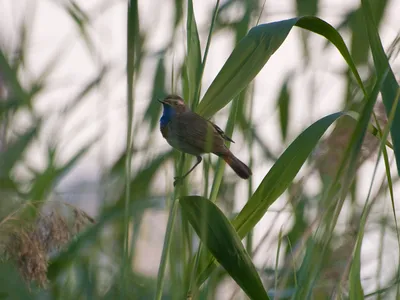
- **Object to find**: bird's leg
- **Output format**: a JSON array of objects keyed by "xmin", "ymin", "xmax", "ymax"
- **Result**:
[{"xmin": 174, "ymin": 155, "xmax": 202, "ymax": 186}]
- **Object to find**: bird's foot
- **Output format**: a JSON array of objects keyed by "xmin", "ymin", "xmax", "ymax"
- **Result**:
[{"xmin": 173, "ymin": 176, "xmax": 184, "ymax": 187}]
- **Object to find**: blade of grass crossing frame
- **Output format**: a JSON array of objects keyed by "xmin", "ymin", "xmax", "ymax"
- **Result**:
[
  {"xmin": 233, "ymin": 112, "xmax": 348, "ymax": 237},
  {"xmin": 297, "ymin": 72, "xmax": 390, "ymax": 298},
  {"xmin": 186, "ymin": 0, "xmax": 201, "ymax": 107},
  {"xmin": 123, "ymin": 0, "xmax": 138, "ymax": 294},
  {"xmin": 196, "ymin": 16, "xmax": 365, "ymax": 118},
  {"xmin": 196, "ymin": 112, "xmax": 349, "ymax": 286},
  {"xmin": 209, "ymin": 95, "xmax": 239, "ymax": 202},
  {"xmin": 274, "ymin": 229, "xmax": 284, "ymax": 296},
  {"xmin": 192, "ymin": 0, "xmax": 220, "ymax": 109},
  {"xmin": 189, "ymin": 94, "xmax": 241, "ymax": 297},
  {"xmin": 155, "ymin": 155, "xmax": 186, "ymax": 300},
  {"xmin": 349, "ymin": 230, "xmax": 365, "ymax": 299},
  {"xmin": 343, "ymin": 72, "xmax": 390, "ymax": 201},
  {"xmin": 374, "ymin": 88, "xmax": 400, "ymax": 297},
  {"xmin": 349, "ymin": 88, "xmax": 400, "ymax": 300},
  {"xmin": 361, "ymin": 0, "xmax": 400, "ymax": 176},
  {"xmin": 347, "ymin": 73, "xmax": 391, "ymax": 299},
  {"xmin": 196, "ymin": 18, "xmax": 296, "ymax": 118},
  {"xmin": 180, "ymin": 196, "xmax": 270, "ymax": 300}
]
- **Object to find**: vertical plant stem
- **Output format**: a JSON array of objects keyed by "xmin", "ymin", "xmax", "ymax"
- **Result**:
[
  {"xmin": 243, "ymin": 90, "xmax": 254, "ymax": 300},
  {"xmin": 246, "ymin": 86, "xmax": 254, "ymax": 257},
  {"xmin": 187, "ymin": 95, "xmax": 240, "ymax": 299},
  {"xmin": 186, "ymin": 2, "xmax": 220, "ymax": 297},
  {"xmin": 200, "ymin": 0, "xmax": 219, "ymax": 68},
  {"xmin": 122, "ymin": 0, "xmax": 138, "ymax": 294},
  {"xmin": 0, "ymin": 71, "xmax": 8, "ymax": 154},
  {"xmin": 155, "ymin": 195, "xmax": 180, "ymax": 300},
  {"xmin": 274, "ymin": 229, "xmax": 283, "ymax": 300},
  {"xmin": 155, "ymin": 155, "xmax": 185, "ymax": 300},
  {"xmin": 209, "ymin": 96, "xmax": 239, "ymax": 202},
  {"xmin": 192, "ymin": 0, "xmax": 220, "ymax": 108},
  {"xmin": 376, "ymin": 213, "xmax": 387, "ymax": 300},
  {"xmin": 186, "ymin": 156, "xmax": 211, "ymax": 297},
  {"xmin": 169, "ymin": 218, "xmax": 179, "ymax": 300},
  {"xmin": 374, "ymin": 87, "xmax": 400, "ymax": 298}
]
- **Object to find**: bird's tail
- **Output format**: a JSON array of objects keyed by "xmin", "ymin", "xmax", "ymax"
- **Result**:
[{"xmin": 220, "ymin": 151, "xmax": 252, "ymax": 179}]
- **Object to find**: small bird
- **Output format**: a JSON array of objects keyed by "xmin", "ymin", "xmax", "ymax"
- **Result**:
[{"xmin": 159, "ymin": 95, "xmax": 252, "ymax": 185}]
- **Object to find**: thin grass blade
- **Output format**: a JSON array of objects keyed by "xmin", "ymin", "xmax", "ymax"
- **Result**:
[
  {"xmin": 361, "ymin": 0, "xmax": 400, "ymax": 176},
  {"xmin": 186, "ymin": 0, "xmax": 201, "ymax": 106}
]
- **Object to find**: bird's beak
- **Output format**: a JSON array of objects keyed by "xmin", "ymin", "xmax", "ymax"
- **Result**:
[{"xmin": 158, "ymin": 98, "xmax": 166, "ymax": 104}]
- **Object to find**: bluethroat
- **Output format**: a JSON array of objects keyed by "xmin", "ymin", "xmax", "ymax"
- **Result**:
[{"xmin": 159, "ymin": 95, "xmax": 252, "ymax": 185}]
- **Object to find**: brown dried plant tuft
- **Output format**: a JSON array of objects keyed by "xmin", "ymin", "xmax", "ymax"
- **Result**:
[
  {"xmin": 315, "ymin": 100, "xmax": 388, "ymax": 177},
  {"xmin": 1, "ymin": 202, "xmax": 94, "ymax": 288}
]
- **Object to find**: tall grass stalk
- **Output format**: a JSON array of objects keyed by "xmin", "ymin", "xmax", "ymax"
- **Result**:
[
  {"xmin": 155, "ymin": 155, "xmax": 185, "ymax": 300},
  {"xmin": 122, "ymin": 0, "xmax": 137, "ymax": 294}
]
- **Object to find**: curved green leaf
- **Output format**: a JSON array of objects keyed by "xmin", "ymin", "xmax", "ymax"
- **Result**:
[
  {"xmin": 196, "ymin": 112, "xmax": 348, "ymax": 285},
  {"xmin": 233, "ymin": 112, "xmax": 347, "ymax": 237},
  {"xmin": 196, "ymin": 16, "xmax": 364, "ymax": 119},
  {"xmin": 180, "ymin": 196, "xmax": 269, "ymax": 300}
]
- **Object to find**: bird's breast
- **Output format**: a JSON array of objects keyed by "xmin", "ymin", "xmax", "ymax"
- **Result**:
[
  {"xmin": 160, "ymin": 125, "xmax": 169, "ymax": 138},
  {"xmin": 160, "ymin": 121, "xmax": 203, "ymax": 156}
]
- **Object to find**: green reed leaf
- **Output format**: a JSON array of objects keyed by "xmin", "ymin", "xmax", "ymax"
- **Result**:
[
  {"xmin": 186, "ymin": 0, "xmax": 201, "ymax": 106},
  {"xmin": 361, "ymin": 0, "xmax": 400, "ymax": 176},
  {"xmin": 196, "ymin": 112, "xmax": 348, "ymax": 286},
  {"xmin": 196, "ymin": 16, "xmax": 364, "ymax": 119},
  {"xmin": 180, "ymin": 196, "xmax": 269, "ymax": 300},
  {"xmin": 344, "ymin": 69, "xmax": 389, "ymax": 300},
  {"xmin": 233, "ymin": 113, "xmax": 347, "ymax": 237}
]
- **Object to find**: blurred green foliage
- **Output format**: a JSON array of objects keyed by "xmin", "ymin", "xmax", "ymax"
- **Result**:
[{"xmin": 0, "ymin": 0, "xmax": 399, "ymax": 299}]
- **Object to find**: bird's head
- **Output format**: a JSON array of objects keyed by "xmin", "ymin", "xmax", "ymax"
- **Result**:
[
  {"xmin": 158, "ymin": 95, "xmax": 189, "ymax": 127},
  {"xmin": 158, "ymin": 95, "xmax": 188, "ymax": 113}
]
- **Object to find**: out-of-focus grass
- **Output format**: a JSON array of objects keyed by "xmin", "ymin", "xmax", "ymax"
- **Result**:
[{"xmin": 0, "ymin": 0, "xmax": 400, "ymax": 299}]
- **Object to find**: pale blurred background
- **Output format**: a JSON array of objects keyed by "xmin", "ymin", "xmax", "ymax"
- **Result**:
[{"xmin": 1, "ymin": 0, "xmax": 400, "ymax": 298}]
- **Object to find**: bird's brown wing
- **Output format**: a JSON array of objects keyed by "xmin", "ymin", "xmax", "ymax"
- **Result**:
[
  {"xmin": 211, "ymin": 123, "xmax": 234, "ymax": 143},
  {"xmin": 171, "ymin": 112, "xmax": 227, "ymax": 154}
]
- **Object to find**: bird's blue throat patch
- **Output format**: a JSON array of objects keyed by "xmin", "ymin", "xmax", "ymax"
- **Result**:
[{"xmin": 160, "ymin": 104, "xmax": 176, "ymax": 127}]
